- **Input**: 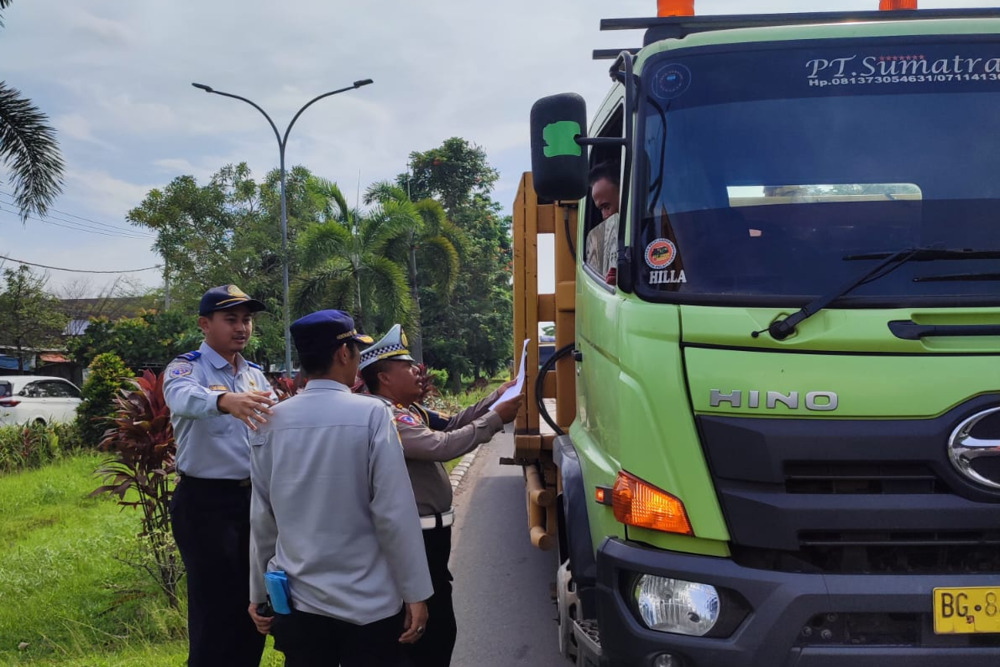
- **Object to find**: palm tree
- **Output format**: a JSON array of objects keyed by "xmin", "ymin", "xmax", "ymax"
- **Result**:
[
  {"xmin": 364, "ymin": 181, "xmax": 464, "ymax": 362},
  {"xmin": 0, "ymin": 0, "xmax": 64, "ymax": 221},
  {"xmin": 294, "ymin": 178, "xmax": 412, "ymax": 333}
]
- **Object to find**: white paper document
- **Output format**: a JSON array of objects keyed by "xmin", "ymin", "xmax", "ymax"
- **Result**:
[{"xmin": 491, "ymin": 338, "xmax": 530, "ymax": 410}]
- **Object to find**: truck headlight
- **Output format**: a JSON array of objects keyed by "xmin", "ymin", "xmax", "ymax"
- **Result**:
[{"xmin": 633, "ymin": 575, "xmax": 720, "ymax": 636}]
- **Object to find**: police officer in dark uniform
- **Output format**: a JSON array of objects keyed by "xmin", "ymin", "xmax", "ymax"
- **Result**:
[
  {"xmin": 360, "ymin": 324, "xmax": 523, "ymax": 667},
  {"xmin": 164, "ymin": 284, "xmax": 276, "ymax": 667}
]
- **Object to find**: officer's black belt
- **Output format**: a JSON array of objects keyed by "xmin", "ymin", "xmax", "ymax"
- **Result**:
[
  {"xmin": 419, "ymin": 508, "xmax": 455, "ymax": 530},
  {"xmin": 178, "ymin": 474, "xmax": 251, "ymax": 488}
]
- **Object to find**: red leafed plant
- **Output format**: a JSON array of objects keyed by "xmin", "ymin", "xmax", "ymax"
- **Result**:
[
  {"xmin": 92, "ymin": 369, "xmax": 182, "ymax": 608},
  {"xmin": 270, "ymin": 373, "xmax": 305, "ymax": 402}
]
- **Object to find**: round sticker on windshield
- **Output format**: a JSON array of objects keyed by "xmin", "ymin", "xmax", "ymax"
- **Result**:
[
  {"xmin": 645, "ymin": 239, "xmax": 677, "ymax": 269},
  {"xmin": 651, "ymin": 63, "xmax": 691, "ymax": 100}
]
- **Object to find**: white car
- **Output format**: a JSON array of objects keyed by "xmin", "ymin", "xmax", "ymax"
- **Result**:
[{"xmin": 0, "ymin": 375, "xmax": 83, "ymax": 426}]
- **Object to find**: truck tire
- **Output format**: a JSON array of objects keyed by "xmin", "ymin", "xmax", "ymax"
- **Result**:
[{"xmin": 556, "ymin": 558, "xmax": 583, "ymax": 662}]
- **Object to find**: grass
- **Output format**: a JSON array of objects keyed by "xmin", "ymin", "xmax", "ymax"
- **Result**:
[
  {"xmin": 0, "ymin": 452, "xmax": 287, "ymax": 666},
  {"xmin": 432, "ymin": 379, "xmax": 504, "ymax": 475}
]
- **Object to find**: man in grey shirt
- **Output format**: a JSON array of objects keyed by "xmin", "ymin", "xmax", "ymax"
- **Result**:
[{"xmin": 248, "ymin": 310, "xmax": 432, "ymax": 667}]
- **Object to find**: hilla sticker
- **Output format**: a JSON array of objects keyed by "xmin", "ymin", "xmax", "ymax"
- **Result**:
[{"xmin": 644, "ymin": 239, "xmax": 677, "ymax": 269}]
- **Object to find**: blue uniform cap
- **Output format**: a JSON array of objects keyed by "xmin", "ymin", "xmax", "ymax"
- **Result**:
[
  {"xmin": 291, "ymin": 310, "xmax": 375, "ymax": 355},
  {"xmin": 199, "ymin": 284, "xmax": 266, "ymax": 316}
]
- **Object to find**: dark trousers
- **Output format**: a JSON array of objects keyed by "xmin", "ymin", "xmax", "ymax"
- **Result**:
[
  {"xmin": 169, "ymin": 476, "xmax": 265, "ymax": 667},
  {"xmin": 272, "ymin": 607, "xmax": 410, "ymax": 667},
  {"xmin": 404, "ymin": 526, "xmax": 457, "ymax": 667}
]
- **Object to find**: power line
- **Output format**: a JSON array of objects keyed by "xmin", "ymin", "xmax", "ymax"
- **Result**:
[
  {"xmin": 0, "ymin": 204, "xmax": 154, "ymax": 240},
  {"xmin": 0, "ymin": 253, "xmax": 162, "ymax": 274},
  {"xmin": 0, "ymin": 196, "xmax": 153, "ymax": 239},
  {"xmin": 0, "ymin": 191, "xmax": 155, "ymax": 239},
  {"xmin": 0, "ymin": 188, "xmax": 153, "ymax": 236}
]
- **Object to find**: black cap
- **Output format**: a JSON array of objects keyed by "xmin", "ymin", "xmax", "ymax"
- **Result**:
[
  {"xmin": 291, "ymin": 310, "xmax": 374, "ymax": 356},
  {"xmin": 198, "ymin": 284, "xmax": 266, "ymax": 316}
]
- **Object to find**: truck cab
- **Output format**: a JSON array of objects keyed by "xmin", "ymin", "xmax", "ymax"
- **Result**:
[{"xmin": 518, "ymin": 5, "xmax": 1000, "ymax": 666}]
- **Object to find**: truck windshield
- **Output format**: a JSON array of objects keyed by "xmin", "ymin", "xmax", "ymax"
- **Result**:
[{"xmin": 635, "ymin": 38, "xmax": 1000, "ymax": 306}]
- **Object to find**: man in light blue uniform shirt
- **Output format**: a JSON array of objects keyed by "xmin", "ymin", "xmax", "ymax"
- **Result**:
[
  {"xmin": 164, "ymin": 284, "xmax": 277, "ymax": 667},
  {"xmin": 248, "ymin": 309, "xmax": 433, "ymax": 667}
]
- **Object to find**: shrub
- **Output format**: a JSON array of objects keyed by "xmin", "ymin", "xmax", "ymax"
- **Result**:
[
  {"xmin": 93, "ymin": 370, "xmax": 182, "ymax": 609},
  {"xmin": 77, "ymin": 352, "xmax": 134, "ymax": 447},
  {"xmin": 52, "ymin": 420, "xmax": 84, "ymax": 451},
  {"xmin": 0, "ymin": 421, "xmax": 81, "ymax": 474}
]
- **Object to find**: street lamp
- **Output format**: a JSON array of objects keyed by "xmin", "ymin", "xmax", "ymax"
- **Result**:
[{"xmin": 192, "ymin": 79, "xmax": 374, "ymax": 376}]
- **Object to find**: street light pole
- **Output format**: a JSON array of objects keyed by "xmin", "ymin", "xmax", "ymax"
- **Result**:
[{"xmin": 191, "ymin": 79, "xmax": 374, "ymax": 377}]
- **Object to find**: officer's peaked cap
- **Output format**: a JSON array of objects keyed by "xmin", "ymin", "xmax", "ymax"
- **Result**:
[
  {"xmin": 359, "ymin": 324, "xmax": 414, "ymax": 371},
  {"xmin": 291, "ymin": 310, "xmax": 374, "ymax": 356},
  {"xmin": 199, "ymin": 284, "xmax": 266, "ymax": 316}
]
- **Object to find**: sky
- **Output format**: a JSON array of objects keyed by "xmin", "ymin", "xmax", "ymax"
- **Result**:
[{"xmin": 1, "ymin": 0, "xmax": 998, "ymax": 296}]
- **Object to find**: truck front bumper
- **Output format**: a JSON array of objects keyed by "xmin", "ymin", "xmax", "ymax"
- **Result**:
[{"xmin": 595, "ymin": 537, "xmax": 999, "ymax": 667}]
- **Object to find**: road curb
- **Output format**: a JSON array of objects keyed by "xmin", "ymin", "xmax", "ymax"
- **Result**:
[{"xmin": 449, "ymin": 449, "xmax": 479, "ymax": 490}]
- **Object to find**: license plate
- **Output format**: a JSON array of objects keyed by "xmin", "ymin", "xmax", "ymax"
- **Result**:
[{"xmin": 933, "ymin": 587, "xmax": 1000, "ymax": 634}]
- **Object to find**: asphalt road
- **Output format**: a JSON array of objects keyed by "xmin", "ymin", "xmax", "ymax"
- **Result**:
[{"xmin": 449, "ymin": 431, "xmax": 568, "ymax": 667}]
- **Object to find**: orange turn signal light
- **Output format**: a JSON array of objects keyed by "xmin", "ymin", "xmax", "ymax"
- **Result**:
[
  {"xmin": 657, "ymin": 0, "xmax": 695, "ymax": 17},
  {"xmin": 879, "ymin": 0, "xmax": 917, "ymax": 9},
  {"xmin": 612, "ymin": 471, "xmax": 693, "ymax": 535}
]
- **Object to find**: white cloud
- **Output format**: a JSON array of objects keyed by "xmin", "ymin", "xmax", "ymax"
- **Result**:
[
  {"xmin": 70, "ymin": 10, "xmax": 133, "ymax": 49},
  {"xmin": 52, "ymin": 113, "xmax": 111, "ymax": 148},
  {"xmin": 153, "ymin": 158, "xmax": 200, "ymax": 174},
  {"xmin": 63, "ymin": 169, "xmax": 156, "ymax": 220}
]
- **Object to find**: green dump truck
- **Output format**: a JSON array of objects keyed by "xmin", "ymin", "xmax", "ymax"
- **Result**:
[{"xmin": 511, "ymin": 5, "xmax": 1000, "ymax": 666}]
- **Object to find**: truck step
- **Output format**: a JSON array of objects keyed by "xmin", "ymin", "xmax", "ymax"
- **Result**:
[{"xmin": 572, "ymin": 619, "xmax": 602, "ymax": 666}]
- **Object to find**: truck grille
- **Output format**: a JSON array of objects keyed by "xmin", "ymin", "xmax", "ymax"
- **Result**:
[
  {"xmin": 793, "ymin": 613, "xmax": 1000, "ymax": 648},
  {"xmin": 784, "ymin": 462, "xmax": 948, "ymax": 494},
  {"xmin": 697, "ymin": 395, "xmax": 1000, "ymax": 574},
  {"xmin": 732, "ymin": 532, "xmax": 1000, "ymax": 574}
]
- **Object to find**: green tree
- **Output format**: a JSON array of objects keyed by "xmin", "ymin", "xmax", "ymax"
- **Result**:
[
  {"xmin": 76, "ymin": 352, "xmax": 133, "ymax": 447},
  {"xmin": 0, "ymin": 265, "xmax": 68, "ymax": 370},
  {"xmin": 294, "ymin": 178, "xmax": 412, "ymax": 334},
  {"xmin": 66, "ymin": 310, "xmax": 202, "ymax": 372},
  {"xmin": 127, "ymin": 163, "xmax": 322, "ymax": 370},
  {"xmin": 401, "ymin": 136, "xmax": 498, "ymax": 215},
  {"xmin": 0, "ymin": 1, "xmax": 64, "ymax": 221},
  {"xmin": 363, "ymin": 181, "xmax": 464, "ymax": 361},
  {"xmin": 399, "ymin": 139, "xmax": 511, "ymax": 391}
]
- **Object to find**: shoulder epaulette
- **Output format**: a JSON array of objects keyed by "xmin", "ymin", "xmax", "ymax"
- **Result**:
[
  {"xmin": 176, "ymin": 351, "xmax": 201, "ymax": 361},
  {"xmin": 246, "ymin": 361, "xmax": 262, "ymax": 370}
]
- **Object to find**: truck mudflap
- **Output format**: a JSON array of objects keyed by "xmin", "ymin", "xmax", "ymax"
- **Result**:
[{"xmin": 594, "ymin": 537, "xmax": 1000, "ymax": 667}]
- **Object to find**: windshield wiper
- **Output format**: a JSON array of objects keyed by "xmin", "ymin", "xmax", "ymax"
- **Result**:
[
  {"xmin": 843, "ymin": 249, "xmax": 1000, "ymax": 261},
  {"xmin": 751, "ymin": 247, "xmax": 1000, "ymax": 341},
  {"xmin": 914, "ymin": 272, "xmax": 1000, "ymax": 282}
]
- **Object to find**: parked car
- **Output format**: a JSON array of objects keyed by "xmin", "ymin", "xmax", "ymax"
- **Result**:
[
  {"xmin": 538, "ymin": 335, "xmax": 556, "ymax": 369},
  {"xmin": 0, "ymin": 375, "xmax": 83, "ymax": 426}
]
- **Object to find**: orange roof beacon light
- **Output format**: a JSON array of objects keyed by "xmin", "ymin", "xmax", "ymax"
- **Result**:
[
  {"xmin": 880, "ymin": 0, "xmax": 918, "ymax": 10},
  {"xmin": 658, "ymin": 0, "xmax": 695, "ymax": 17},
  {"xmin": 612, "ymin": 471, "xmax": 694, "ymax": 535}
]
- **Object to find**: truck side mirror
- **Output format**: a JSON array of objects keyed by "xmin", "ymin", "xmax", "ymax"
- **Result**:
[{"xmin": 530, "ymin": 93, "xmax": 589, "ymax": 201}]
